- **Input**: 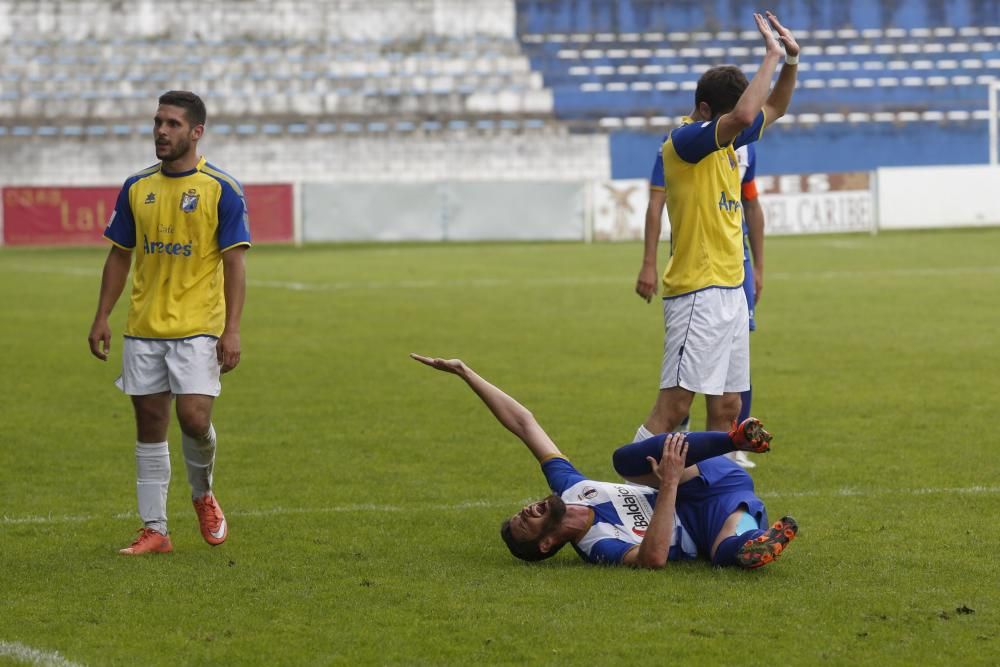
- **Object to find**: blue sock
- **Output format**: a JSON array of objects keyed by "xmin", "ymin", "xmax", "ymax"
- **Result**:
[
  {"xmin": 612, "ymin": 431, "xmax": 735, "ymax": 477},
  {"xmin": 738, "ymin": 384, "xmax": 752, "ymax": 423},
  {"xmin": 712, "ymin": 528, "xmax": 766, "ymax": 567}
]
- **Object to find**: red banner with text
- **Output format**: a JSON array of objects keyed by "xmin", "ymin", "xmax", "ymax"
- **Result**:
[{"xmin": 2, "ymin": 184, "xmax": 294, "ymax": 246}]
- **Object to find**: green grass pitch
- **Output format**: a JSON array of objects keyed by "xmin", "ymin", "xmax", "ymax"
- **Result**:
[{"xmin": 1, "ymin": 228, "xmax": 999, "ymax": 665}]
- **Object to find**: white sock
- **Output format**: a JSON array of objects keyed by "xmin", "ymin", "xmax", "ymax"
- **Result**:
[
  {"xmin": 633, "ymin": 424, "xmax": 655, "ymax": 443},
  {"xmin": 182, "ymin": 423, "xmax": 217, "ymax": 500},
  {"xmin": 135, "ymin": 441, "xmax": 170, "ymax": 534}
]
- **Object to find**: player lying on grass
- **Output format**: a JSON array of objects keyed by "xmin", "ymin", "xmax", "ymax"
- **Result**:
[{"xmin": 411, "ymin": 354, "xmax": 797, "ymax": 569}]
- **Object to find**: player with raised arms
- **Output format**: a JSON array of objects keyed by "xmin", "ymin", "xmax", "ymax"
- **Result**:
[
  {"xmin": 633, "ymin": 11, "xmax": 799, "ymax": 444},
  {"xmin": 638, "ymin": 139, "xmax": 767, "ymax": 470}
]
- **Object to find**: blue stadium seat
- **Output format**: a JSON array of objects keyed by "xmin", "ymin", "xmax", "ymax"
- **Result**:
[
  {"xmin": 611, "ymin": 118, "xmax": 991, "ymax": 177},
  {"xmin": 0, "ymin": 0, "xmax": 994, "ymax": 181}
]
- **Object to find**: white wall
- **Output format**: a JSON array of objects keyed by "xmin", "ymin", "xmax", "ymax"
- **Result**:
[
  {"xmin": 302, "ymin": 181, "xmax": 586, "ymax": 241},
  {"xmin": 0, "ymin": 131, "xmax": 610, "ymax": 186},
  {"xmin": 877, "ymin": 165, "xmax": 1000, "ymax": 230}
]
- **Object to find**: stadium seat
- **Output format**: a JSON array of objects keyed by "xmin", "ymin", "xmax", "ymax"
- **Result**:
[{"xmin": 1, "ymin": 0, "xmax": 997, "ymax": 182}]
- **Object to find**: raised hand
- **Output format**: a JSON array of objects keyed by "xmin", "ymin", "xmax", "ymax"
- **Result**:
[
  {"xmin": 410, "ymin": 353, "xmax": 466, "ymax": 375},
  {"xmin": 753, "ymin": 12, "xmax": 783, "ymax": 56},
  {"xmin": 766, "ymin": 11, "xmax": 799, "ymax": 57}
]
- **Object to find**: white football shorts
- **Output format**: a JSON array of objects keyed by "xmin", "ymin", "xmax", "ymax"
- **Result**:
[
  {"xmin": 660, "ymin": 286, "xmax": 750, "ymax": 395},
  {"xmin": 115, "ymin": 336, "xmax": 222, "ymax": 396}
]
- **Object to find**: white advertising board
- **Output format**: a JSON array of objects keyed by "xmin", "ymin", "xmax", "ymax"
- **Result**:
[
  {"xmin": 593, "ymin": 171, "xmax": 875, "ymax": 241},
  {"xmin": 756, "ymin": 171, "xmax": 875, "ymax": 235},
  {"xmin": 876, "ymin": 165, "xmax": 1000, "ymax": 230}
]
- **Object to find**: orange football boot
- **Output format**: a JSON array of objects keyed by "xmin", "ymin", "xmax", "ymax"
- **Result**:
[
  {"xmin": 728, "ymin": 417, "xmax": 773, "ymax": 453},
  {"xmin": 736, "ymin": 516, "xmax": 798, "ymax": 569},
  {"xmin": 193, "ymin": 494, "xmax": 228, "ymax": 546},
  {"xmin": 119, "ymin": 527, "xmax": 173, "ymax": 555}
]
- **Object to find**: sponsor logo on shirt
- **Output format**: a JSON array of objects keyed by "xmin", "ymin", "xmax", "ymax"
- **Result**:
[
  {"xmin": 180, "ymin": 189, "xmax": 199, "ymax": 213},
  {"xmin": 613, "ymin": 485, "xmax": 650, "ymax": 537},
  {"xmin": 142, "ymin": 234, "xmax": 193, "ymax": 257},
  {"xmin": 718, "ymin": 190, "xmax": 741, "ymax": 214}
]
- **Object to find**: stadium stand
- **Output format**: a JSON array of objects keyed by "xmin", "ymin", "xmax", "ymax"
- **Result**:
[
  {"xmin": 0, "ymin": 0, "xmax": 996, "ymax": 184},
  {"xmin": 0, "ymin": 0, "xmax": 609, "ymax": 184},
  {"xmin": 515, "ymin": 0, "xmax": 1000, "ymax": 175}
]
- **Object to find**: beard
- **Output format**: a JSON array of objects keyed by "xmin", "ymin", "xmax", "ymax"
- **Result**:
[
  {"xmin": 156, "ymin": 136, "xmax": 191, "ymax": 162},
  {"xmin": 541, "ymin": 494, "xmax": 567, "ymax": 534}
]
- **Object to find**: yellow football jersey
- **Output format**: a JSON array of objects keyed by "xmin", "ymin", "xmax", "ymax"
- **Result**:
[
  {"xmin": 104, "ymin": 157, "xmax": 251, "ymax": 339},
  {"xmin": 656, "ymin": 113, "xmax": 765, "ymax": 297}
]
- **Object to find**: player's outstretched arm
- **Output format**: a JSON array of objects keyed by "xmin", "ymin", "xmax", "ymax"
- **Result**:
[
  {"xmin": 621, "ymin": 436, "xmax": 688, "ymax": 569},
  {"xmin": 411, "ymin": 354, "xmax": 564, "ymax": 463},
  {"xmin": 88, "ymin": 245, "xmax": 132, "ymax": 361}
]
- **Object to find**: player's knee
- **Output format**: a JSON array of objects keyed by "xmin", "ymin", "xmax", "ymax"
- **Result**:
[
  {"xmin": 613, "ymin": 436, "xmax": 664, "ymax": 478},
  {"xmin": 176, "ymin": 410, "xmax": 211, "ymax": 437},
  {"xmin": 612, "ymin": 446, "xmax": 634, "ymax": 477},
  {"xmin": 180, "ymin": 420, "xmax": 211, "ymax": 439}
]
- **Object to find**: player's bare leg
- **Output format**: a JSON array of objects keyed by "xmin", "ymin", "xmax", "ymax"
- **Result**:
[
  {"xmin": 638, "ymin": 386, "xmax": 695, "ymax": 438},
  {"xmin": 132, "ymin": 392, "xmax": 171, "ymax": 442},
  {"xmin": 705, "ymin": 392, "xmax": 741, "ymax": 431},
  {"xmin": 706, "ymin": 392, "xmax": 755, "ymax": 468}
]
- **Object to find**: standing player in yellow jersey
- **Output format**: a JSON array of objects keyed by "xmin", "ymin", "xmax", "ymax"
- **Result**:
[
  {"xmin": 632, "ymin": 12, "xmax": 798, "ymax": 439},
  {"xmin": 87, "ymin": 91, "xmax": 250, "ymax": 555}
]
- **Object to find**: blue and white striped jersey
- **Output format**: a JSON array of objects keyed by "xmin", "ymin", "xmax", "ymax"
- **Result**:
[{"xmin": 541, "ymin": 457, "xmax": 697, "ymax": 565}]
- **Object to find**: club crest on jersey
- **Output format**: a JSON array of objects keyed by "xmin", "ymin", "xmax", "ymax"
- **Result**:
[
  {"xmin": 180, "ymin": 189, "xmax": 199, "ymax": 213},
  {"xmin": 728, "ymin": 151, "xmax": 737, "ymax": 170},
  {"xmin": 579, "ymin": 487, "xmax": 598, "ymax": 501},
  {"xmin": 144, "ymin": 192, "xmax": 156, "ymax": 204}
]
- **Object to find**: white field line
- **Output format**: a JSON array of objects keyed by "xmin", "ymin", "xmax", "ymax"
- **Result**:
[
  {"xmin": 2, "ymin": 262, "xmax": 1000, "ymax": 292},
  {"xmin": 3, "ymin": 485, "xmax": 999, "ymax": 526},
  {"xmin": 0, "ymin": 641, "xmax": 84, "ymax": 667}
]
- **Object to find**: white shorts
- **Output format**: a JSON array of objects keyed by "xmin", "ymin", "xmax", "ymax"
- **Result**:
[
  {"xmin": 115, "ymin": 336, "xmax": 222, "ymax": 396},
  {"xmin": 660, "ymin": 287, "xmax": 750, "ymax": 395}
]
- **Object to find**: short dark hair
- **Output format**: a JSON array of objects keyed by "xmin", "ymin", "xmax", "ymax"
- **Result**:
[
  {"xmin": 499, "ymin": 519, "xmax": 565, "ymax": 562},
  {"xmin": 158, "ymin": 90, "xmax": 207, "ymax": 127},
  {"xmin": 694, "ymin": 65, "xmax": 749, "ymax": 118}
]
